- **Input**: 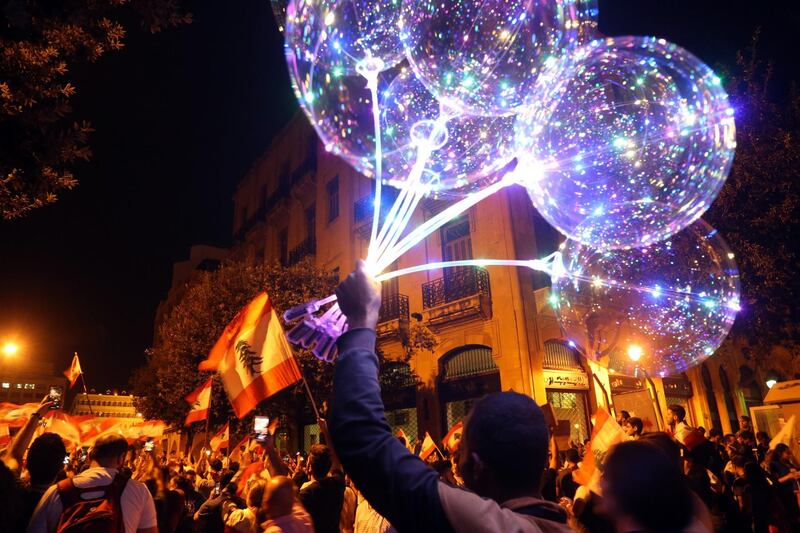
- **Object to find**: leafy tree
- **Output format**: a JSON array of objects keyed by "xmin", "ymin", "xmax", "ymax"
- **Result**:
[
  {"xmin": 707, "ymin": 31, "xmax": 800, "ymax": 366},
  {"xmin": 0, "ymin": 0, "xmax": 191, "ymax": 219}
]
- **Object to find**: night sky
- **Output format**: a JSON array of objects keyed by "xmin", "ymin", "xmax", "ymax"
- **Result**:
[{"xmin": 0, "ymin": 1, "xmax": 797, "ymax": 389}]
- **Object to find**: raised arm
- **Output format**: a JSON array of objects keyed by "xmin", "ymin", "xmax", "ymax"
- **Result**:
[
  {"xmin": 328, "ymin": 261, "xmax": 452, "ymax": 532},
  {"xmin": 1, "ymin": 399, "xmax": 51, "ymax": 473}
]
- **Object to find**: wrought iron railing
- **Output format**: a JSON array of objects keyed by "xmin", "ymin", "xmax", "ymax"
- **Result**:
[
  {"xmin": 288, "ymin": 236, "xmax": 316, "ymax": 265},
  {"xmin": 379, "ymin": 293, "xmax": 409, "ymax": 323},
  {"xmin": 422, "ymin": 267, "xmax": 491, "ymax": 309}
]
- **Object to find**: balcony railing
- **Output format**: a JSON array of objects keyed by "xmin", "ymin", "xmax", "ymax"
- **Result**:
[
  {"xmin": 423, "ymin": 267, "xmax": 490, "ymax": 309},
  {"xmin": 379, "ymin": 293, "xmax": 409, "ymax": 324},
  {"xmin": 288, "ymin": 236, "xmax": 316, "ymax": 265},
  {"xmin": 353, "ymin": 188, "xmax": 401, "ymax": 237}
]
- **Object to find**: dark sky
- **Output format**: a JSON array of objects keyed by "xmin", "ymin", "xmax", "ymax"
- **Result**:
[{"xmin": 0, "ymin": 0, "xmax": 797, "ymax": 389}]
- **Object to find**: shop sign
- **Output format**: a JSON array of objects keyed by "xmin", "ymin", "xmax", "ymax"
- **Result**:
[
  {"xmin": 610, "ymin": 374, "xmax": 645, "ymax": 392},
  {"xmin": 543, "ymin": 370, "xmax": 589, "ymax": 390},
  {"xmin": 662, "ymin": 376, "xmax": 693, "ymax": 398}
]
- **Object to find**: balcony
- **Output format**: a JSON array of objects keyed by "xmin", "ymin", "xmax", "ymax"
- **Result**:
[
  {"xmin": 376, "ymin": 293, "xmax": 409, "ymax": 341},
  {"xmin": 422, "ymin": 267, "xmax": 492, "ymax": 327},
  {"xmin": 288, "ymin": 236, "xmax": 316, "ymax": 265}
]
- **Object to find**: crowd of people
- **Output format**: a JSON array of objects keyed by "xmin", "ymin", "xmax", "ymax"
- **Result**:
[{"xmin": 1, "ymin": 262, "xmax": 798, "ymax": 532}]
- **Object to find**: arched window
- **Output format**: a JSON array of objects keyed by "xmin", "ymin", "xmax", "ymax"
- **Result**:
[
  {"xmin": 719, "ymin": 366, "xmax": 740, "ymax": 432},
  {"xmin": 701, "ymin": 363, "xmax": 722, "ymax": 433},
  {"xmin": 439, "ymin": 345, "xmax": 500, "ymax": 430}
]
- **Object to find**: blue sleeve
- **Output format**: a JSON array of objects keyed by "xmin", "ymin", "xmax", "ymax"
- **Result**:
[{"xmin": 329, "ymin": 329, "xmax": 453, "ymax": 533}]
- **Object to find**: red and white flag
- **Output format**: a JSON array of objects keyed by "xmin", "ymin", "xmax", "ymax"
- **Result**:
[
  {"xmin": 64, "ymin": 353, "xmax": 83, "ymax": 388},
  {"xmin": 419, "ymin": 432, "xmax": 438, "ymax": 461},
  {"xmin": 573, "ymin": 408, "xmax": 625, "ymax": 494},
  {"xmin": 184, "ymin": 378, "xmax": 213, "ymax": 426},
  {"xmin": 199, "ymin": 293, "xmax": 302, "ymax": 418},
  {"xmin": 0, "ymin": 423, "xmax": 10, "ymax": 448},
  {"xmin": 230, "ymin": 434, "xmax": 250, "ymax": 462},
  {"xmin": 210, "ymin": 423, "xmax": 229, "ymax": 452},
  {"xmin": 42, "ymin": 411, "xmax": 82, "ymax": 449},
  {"xmin": 0, "ymin": 402, "xmax": 39, "ymax": 427},
  {"xmin": 442, "ymin": 420, "xmax": 463, "ymax": 453}
]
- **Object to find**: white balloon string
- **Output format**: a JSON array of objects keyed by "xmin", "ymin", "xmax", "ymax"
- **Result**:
[{"xmin": 365, "ymin": 73, "xmax": 383, "ymax": 263}]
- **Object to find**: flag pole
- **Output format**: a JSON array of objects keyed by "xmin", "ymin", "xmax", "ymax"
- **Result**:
[
  {"xmin": 80, "ymin": 373, "xmax": 94, "ymax": 417},
  {"xmin": 204, "ymin": 379, "xmax": 213, "ymax": 448},
  {"xmin": 300, "ymin": 372, "xmax": 321, "ymax": 421}
]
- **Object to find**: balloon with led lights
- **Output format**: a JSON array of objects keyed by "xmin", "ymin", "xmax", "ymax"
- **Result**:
[
  {"xmin": 380, "ymin": 68, "xmax": 516, "ymax": 196},
  {"xmin": 271, "ymin": 0, "xmax": 288, "ymax": 32},
  {"xmin": 551, "ymin": 219, "xmax": 741, "ymax": 377},
  {"xmin": 284, "ymin": 0, "xmax": 408, "ymax": 176},
  {"xmin": 401, "ymin": 0, "xmax": 584, "ymax": 117},
  {"xmin": 516, "ymin": 36, "xmax": 736, "ymax": 250}
]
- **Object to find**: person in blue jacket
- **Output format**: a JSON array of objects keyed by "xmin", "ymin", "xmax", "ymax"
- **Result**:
[{"xmin": 329, "ymin": 261, "xmax": 574, "ymax": 533}]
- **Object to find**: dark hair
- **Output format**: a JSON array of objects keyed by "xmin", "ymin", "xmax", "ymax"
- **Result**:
[
  {"xmin": 26, "ymin": 433, "xmax": 67, "ymax": 485},
  {"xmin": 564, "ymin": 448, "xmax": 580, "ymax": 464},
  {"xmin": 740, "ymin": 415, "xmax": 751, "ymax": 422},
  {"xmin": 738, "ymin": 430, "xmax": 755, "ymax": 442},
  {"xmin": 229, "ymin": 461, "xmax": 240, "ymax": 473},
  {"xmin": 730, "ymin": 455, "xmax": 747, "ymax": 468},
  {"xmin": 667, "ymin": 404, "xmax": 686, "ymax": 422},
  {"xmin": 708, "ymin": 428, "xmax": 722, "ymax": 438},
  {"xmin": 308, "ymin": 444, "xmax": 332, "ymax": 479},
  {"xmin": 638, "ymin": 432, "xmax": 681, "ymax": 470},
  {"xmin": 755, "ymin": 431, "xmax": 769, "ymax": 442},
  {"xmin": 604, "ymin": 441, "xmax": 692, "ymax": 531},
  {"xmin": 220, "ymin": 470, "xmax": 235, "ymax": 488},
  {"xmin": 92, "ymin": 435, "xmax": 128, "ymax": 461},
  {"xmin": 619, "ymin": 410, "xmax": 630, "ymax": 420},
  {"xmin": 626, "ymin": 417, "xmax": 643, "ymax": 436},
  {"xmin": 174, "ymin": 475, "xmax": 193, "ymax": 493},
  {"xmin": 768, "ymin": 443, "xmax": 791, "ymax": 465},
  {"xmin": 210, "ymin": 459, "xmax": 223, "ymax": 472},
  {"xmin": 464, "ymin": 391, "xmax": 548, "ymax": 492}
]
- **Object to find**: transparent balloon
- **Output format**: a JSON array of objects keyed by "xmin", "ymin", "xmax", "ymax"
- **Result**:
[
  {"xmin": 401, "ymin": 0, "xmax": 582, "ymax": 117},
  {"xmin": 380, "ymin": 68, "xmax": 516, "ymax": 196},
  {"xmin": 515, "ymin": 36, "xmax": 736, "ymax": 250},
  {"xmin": 551, "ymin": 219, "xmax": 741, "ymax": 377},
  {"xmin": 271, "ymin": 0, "xmax": 287, "ymax": 32},
  {"xmin": 285, "ymin": 0, "xmax": 409, "ymax": 176}
]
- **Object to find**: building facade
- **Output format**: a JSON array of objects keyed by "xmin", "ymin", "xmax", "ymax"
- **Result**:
[
  {"xmin": 232, "ymin": 113, "xmax": 765, "ymax": 449},
  {"xmin": 70, "ymin": 391, "xmax": 141, "ymax": 425},
  {"xmin": 0, "ymin": 360, "xmax": 65, "ymax": 405}
]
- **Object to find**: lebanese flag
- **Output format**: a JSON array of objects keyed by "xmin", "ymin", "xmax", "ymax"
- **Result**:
[
  {"xmin": 419, "ymin": 432, "xmax": 437, "ymax": 461},
  {"xmin": 442, "ymin": 420, "xmax": 463, "ymax": 453},
  {"xmin": 573, "ymin": 408, "xmax": 625, "ymax": 494},
  {"xmin": 184, "ymin": 378, "xmax": 213, "ymax": 426},
  {"xmin": 0, "ymin": 402, "xmax": 39, "ymax": 427},
  {"xmin": 75, "ymin": 416, "xmax": 126, "ymax": 445},
  {"xmin": 64, "ymin": 353, "xmax": 83, "ymax": 388},
  {"xmin": 230, "ymin": 434, "xmax": 250, "ymax": 462},
  {"xmin": 42, "ymin": 411, "xmax": 82, "ymax": 449},
  {"xmin": 128, "ymin": 420, "xmax": 167, "ymax": 440},
  {"xmin": 236, "ymin": 461, "xmax": 265, "ymax": 496},
  {"xmin": 210, "ymin": 423, "xmax": 229, "ymax": 452},
  {"xmin": 0, "ymin": 423, "xmax": 10, "ymax": 448},
  {"xmin": 199, "ymin": 293, "xmax": 302, "ymax": 418}
]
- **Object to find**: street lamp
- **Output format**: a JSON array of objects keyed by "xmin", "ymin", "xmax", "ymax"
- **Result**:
[
  {"xmin": 1, "ymin": 342, "xmax": 18, "ymax": 357},
  {"xmin": 627, "ymin": 344, "xmax": 643, "ymax": 363},
  {"xmin": 766, "ymin": 379, "xmax": 777, "ymax": 389},
  {"xmin": 627, "ymin": 344, "xmax": 666, "ymax": 430}
]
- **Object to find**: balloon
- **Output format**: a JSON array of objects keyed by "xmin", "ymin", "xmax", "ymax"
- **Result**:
[
  {"xmin": 285, "ymin": 0, "xmax": 409, "ymax": 177},
  {"xmin": 401, "ymin": 0, "xmax": 581, "ymax": 117},
  {"xmin": 380, "ymin": 68, "xmax": 516, "ymax": 196},
  {"xmin": 515, "ymin": 36, "xmax": 736, "ymax": 250},
  {"xmin": 271, "ymin": 0, "xmax": 287, "ymax": 32},
  {"xmin": 551, "ymin": 219, "xmax": 741, "ymax": 377}
]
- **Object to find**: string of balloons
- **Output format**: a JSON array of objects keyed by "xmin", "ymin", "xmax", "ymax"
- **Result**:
[{"xmin": 278, "ymin": 0, "xmax": 740, "ymax": 376}]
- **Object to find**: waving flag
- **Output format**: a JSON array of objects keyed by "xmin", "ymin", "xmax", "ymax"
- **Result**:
[
  {"xmin": 442, "ymin": 420, "xmax": 463, "ymax": 453},
  {"xmin": 199, "ymin": 293, "xmax": 301, "ymax": 418},
  {"xmin": 573, "ymin": 408, "xmax": 625, "ymax": 494},
  {"xmin": 64, "ymin": 353, "xmax": 83, "ymax": 388},
  {"xmin": 0, "ymin": 402, "xmax": 39, "ymax": 427},
  {"xmin": 0, "ymin": 423, "xmax": 9, "ymax": 448},
  {"xmin": 184, "ymin": 378, "xmax": 213, "ymax": 426},
  {"xmin": 419, "ymin": 432, "xmax": 438, "ymax": 461},
  {"xmin": 210, "ymin": 423, "xmax": 230, "ymax": 452}
]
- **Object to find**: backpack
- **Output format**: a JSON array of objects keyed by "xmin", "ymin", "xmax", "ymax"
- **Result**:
[{"xmin": 55, "ymin": 473, "xmax": 129, "ymax": 533}]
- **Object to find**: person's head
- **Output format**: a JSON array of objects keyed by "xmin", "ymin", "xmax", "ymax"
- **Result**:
[
  {"xmin": 739, "ymin": 415, "xmax": 751, "ymax": 430},
  {"xmin": 264, "ymin": 476, "xmax": 295, "ymax": 519},
  {"xmin": 724, "ymin": 433, "xmax": 736, "ymax": 445},
  {"xmin": 563, "ymin": 448, "xmax": 580, "ymax": 466},
  {"xmin": 737, "ymin": 430, "xmax": 755, "ymax": 447},
  {"xmin": 308, "ymin": 444, "xmax": 332, "ymax": 480},
  {"xmin": 667, "ymin": 404, "xmax": 686, "ymax": 424},
  {"xmin": 618, "ymin": 410, "xmax": 630, "ymax": 423},
  {"xmin": 770, "ymin": 443, "xmax": 792, "ymax": 463},
  {"xmin": 26, "ymin": 433, "xmax": 67, "ymax": 486},
  {"xmin": 755, "ymin": 431, "xmax": 769, "ymax": 445},
  {"xmin": 246, "ymin": 479, "xmax": 266, "ymax": 509},
  {"xmin": 602, "ymin": 441, "xmax": 693, "ymax": 532},
  {"xmin": 210, "ymin": 459, "xmax": 223, "ymax": 474},
  {"xmin": 229, "ymin": 461, "xmax": 240, "ymax": 474},
  {"xmin": 220, "ymin": 470, "xmax": 235, "ymax": 492},
  {"xmin": 459, "ymin": 392, "xmax": 548, "ymax": 502},
  {"xmin": 638, "ymin": 432, "xmax": 682, "ymax": 470},
  {"xmin": 708, "ymin": 428, "xmax": 722, "ymax": 443},
  {"xmin": 730, "ymin": 455, "xmax": 747, "ymax": 477},
  {"xmin": 153, "ymin": 465, "xmax": 171, "ymax": 492},
  {"xmin": 697, "ymin": 426, "xmax": 706, "ymax": 437},
  {"xmin": 623, "ymin": 417, "xmax": 643, "ymax": 438},
  {"xmin": 90, "ymin": 435, "xmax": 128, "ymax": 469}
]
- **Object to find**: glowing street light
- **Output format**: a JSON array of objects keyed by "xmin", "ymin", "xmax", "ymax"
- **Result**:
[
  {"xmin": 766, "ymin": 379, "xmax": 777, "ymax": 390},
  {"xmin": 2, "ymin": 342, "xmax": 19, "ymax": 357},
  {"xmin": 627, "ymin": 344, "xmax": 643, "ymax": 363}
]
